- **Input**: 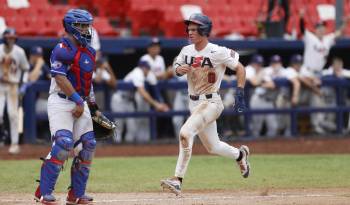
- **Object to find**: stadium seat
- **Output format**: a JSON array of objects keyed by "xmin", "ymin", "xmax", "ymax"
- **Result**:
[
  {"xmin": 93, "ymin": 17, "xmax": 119, "ymax": 36},
  {"xmin": 0, "ymin": 8, "xmax": 18, "ymax": 18}
]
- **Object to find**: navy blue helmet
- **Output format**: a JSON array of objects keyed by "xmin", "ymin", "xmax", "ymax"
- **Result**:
[
  {"xmin": 250, "ymin": 54, "xmax": 264, "ymax": 65},
  {"xmin": 290, "ymin": 54, "xmax": 303, "ymax": 64},
  {"xmin": 185, "ymin": 13, "xmax": 212, "ymax": 37},
  {"xmin": 63, "ymin": 9, "xmax": 93, "ymax": 47},
  {"xmin": 2, "ymin": 27, "xmax": 17, "ymax": 45}
]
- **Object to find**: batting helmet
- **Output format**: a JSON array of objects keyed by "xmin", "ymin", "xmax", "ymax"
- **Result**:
[
  {"xmin": 184, "ymin": 13, "xmax": 212, "ymax": 37},
  {"xmin": 2, "ymin": 27, "xmax": 17, "ymax": 45},
  {"xmin": 63, "ymin": 9, "xmax": 93, "ymax": 47}
]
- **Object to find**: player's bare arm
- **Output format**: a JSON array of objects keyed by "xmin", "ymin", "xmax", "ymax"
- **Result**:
[
  {"xmin": 55, "ymin": 75, "xmax": 84, "ymax": 118},
  {"xmin": 28, "ymin": 57, "xmax": 45, "ymax": 82},
  {"xmin": 334, "ymin": 16, "xmax": 350, "ymax": 38},
  {"xmin": 290, "ymin": 77, "xmax": 301, "ymax": 105},
  {"xmin": 137, "ymin": 87, "xmax": 169, "ymax": 112},
  {"xmin": 235, "ymin": 62, "xmax": 246, "ymax": 88},
  {"xmin": 299, "ymin": 76, "xmax": 321, "ymax": 96}
]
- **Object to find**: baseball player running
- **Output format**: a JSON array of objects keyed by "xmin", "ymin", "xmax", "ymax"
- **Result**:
[
  {"xmin": 160, "ymin": 13, "xmax": 250, "ymax": 195},
  {"xmin": 0, "ymin": 28, "xmax": 30, "ymax": 154},
  {"xmin": 34, "ymin": 9, "xmax": 100, "ymax": 205}
]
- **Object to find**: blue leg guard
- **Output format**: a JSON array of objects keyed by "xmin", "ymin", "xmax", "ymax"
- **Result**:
[
  {"xmin": 40, "ymin": 130, "xmax": 73, "ymax": 196},
  {"xmin": 71, "ymin": 131, "xmax": 96, "ymax": 198}
]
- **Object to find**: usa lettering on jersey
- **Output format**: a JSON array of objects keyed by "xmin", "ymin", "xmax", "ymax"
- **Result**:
[{"xmin": 184, "ymin": 55, "xmax": 213, "ymax": 68}]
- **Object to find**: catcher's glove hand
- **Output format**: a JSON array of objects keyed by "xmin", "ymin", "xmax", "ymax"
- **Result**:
[
  {"xmin": 89, "ymin": 103, "xmax": 117, "ymax": 140},
  {"xmin": 92, "ymin": 114, "xmax": 117, "ymax": 140}
]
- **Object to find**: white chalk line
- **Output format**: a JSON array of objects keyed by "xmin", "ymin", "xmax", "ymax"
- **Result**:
[{"xmin": 0, "ymin": 193, "xmax": 343, "ymax": 203}]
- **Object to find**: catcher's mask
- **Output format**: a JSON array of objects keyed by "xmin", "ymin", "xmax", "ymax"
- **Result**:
[{"xmin": 63, "ymin": 9, "xmax": 93, "ymax": 47}]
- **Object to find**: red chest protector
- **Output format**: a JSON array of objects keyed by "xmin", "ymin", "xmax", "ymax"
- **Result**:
[{"xmin": 69, "ymin": 47, "xmax": 95, "ymax": 97}]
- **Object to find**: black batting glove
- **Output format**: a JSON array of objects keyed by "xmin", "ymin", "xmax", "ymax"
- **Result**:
[{"xmin": 233, "ymin": 87, "xmax": 246, "ymax": 113}]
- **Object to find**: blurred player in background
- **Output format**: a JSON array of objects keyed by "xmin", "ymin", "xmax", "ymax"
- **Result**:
[
  {"xmin": 0, "ymin": 28, "xmax": 29, "ymax": 154},
  {"xmin": 91, "ymin": 27, "xmax": 101, "ymax": 60},
  {"xmin": 140, "ymin": 37, "xmax": 167, "ymax": 80},
  {"xmin": 276, "ymin": 54, "xmax": 301, "ymax": 136},
  {"xmin": 321, "ymin": 57, "xmax": 350, "ymax": 132},
  {"xmin": 160, "ymin": 13, "xmax": 250, "ymax": 195},
  {"xmin": 93, "ymin": 56, "xmax": 117, "ymax": 88},
  {"xmin": 34, "ymin": 9, "xmax": 100, "ymax": 205},
  {"xmin": 171, "ymin": 73, "xmax": 188, "ymax": 138},
  {"xmin": 221, "ymin": 54, "xmax": 265, "ymax": 137},
  {"xmin": 299, "ymin": 9, "xmax": 349, "ymax": 134},
  {"xmin": 27, "ymin": 46, "xmax": 50, "ymax": 82},
  {"xmin": 250, "ymin": 55, "xmax": 282, "ymax": 138},
  {"xmin": 111, "ymin": 60, "xmax": 169, "ymax": 143},
  {"xmin": 26, "ymin": 46, "xmax": 51, "ymax": 114}
]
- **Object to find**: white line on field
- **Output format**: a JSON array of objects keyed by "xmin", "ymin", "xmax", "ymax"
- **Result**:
[
  {"xmin": 93, "ymin": 194, "xmax": 337, "ymax": 203},
  {"xmin": 0, "ymin": 194, "xmax": 341, "ymax": 203}
]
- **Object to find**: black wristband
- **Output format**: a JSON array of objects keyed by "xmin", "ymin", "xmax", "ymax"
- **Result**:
[{"xmin": 88, "ymin": 102, "xmax": 99, "ymax": 115}]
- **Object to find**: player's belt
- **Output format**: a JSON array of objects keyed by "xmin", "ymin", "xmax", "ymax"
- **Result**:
[
  {"xmin": 57, "ymin": 93, "xmax": 87, "ymax": 101},
  {"xmin": 189, "ymin": 93, "xmax": 218, "ymax": 101}
]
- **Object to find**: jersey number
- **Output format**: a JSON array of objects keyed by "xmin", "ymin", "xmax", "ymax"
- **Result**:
[{"xmin": 208, "ymin": 71, "xmax": 216, "ymax": 83}]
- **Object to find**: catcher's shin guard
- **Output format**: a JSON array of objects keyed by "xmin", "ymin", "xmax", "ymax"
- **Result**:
[
  {"xmin": 40, "ymin": 130, "xmax": 73, "ymax": 196},
  {"xmin": 70, "ymin": 132, "xmax": 96, "ymax": 198}
]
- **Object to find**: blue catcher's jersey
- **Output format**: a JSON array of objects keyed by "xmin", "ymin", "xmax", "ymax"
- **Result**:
[{"xmin": 49, "ymin": 38, "xmax": 96, "ymax": 97}]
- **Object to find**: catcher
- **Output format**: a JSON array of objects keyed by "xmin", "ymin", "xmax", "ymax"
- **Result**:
[{"xmin": 34, "ymin": 9, "xmax": 115, "ymax": 205}]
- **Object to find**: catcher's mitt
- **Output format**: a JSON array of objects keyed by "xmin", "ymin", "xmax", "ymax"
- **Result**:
[
  {"xmin": 89, "ymin": 103, "xmax": 117, "ymax": 140},
  {"xmin": 92, "ymin": 114, "xmax": 117, "ymax": 140}
]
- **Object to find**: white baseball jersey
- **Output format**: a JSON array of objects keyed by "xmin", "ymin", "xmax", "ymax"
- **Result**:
[
  {"xmin": 0, "ymin": 44, "xmax": 30, "ymax": 85},
  {"xmin": 283, "ymin": 67, "xmax": 299, "ymax": 80},
  {"xmin": 92, "ymin": 68, "xmax": 111, "ymax": 81},
  {"xmin": 303, "ymin": 30, "xmax": 336, "ymax": 74},
  {"xmin": 91, "ymin": 28, "xmax": 101, "ymax": 51},
  {"xmin": 140, "ymin": 54, "xmax": 166, "ymax": 76},
  {"xmin": 322, "ymin": 67, "xmax": 350, "ymax": 78},
  {"xmin": 245, "ymin": 65, "xmax": 257, "ymax": 80},
  {"xmin": 124, "ymin": 66, "xmax": 157, "ymax": 87},
  {"xmin": 254, "ymin": 66, "xmax": 284, "ymax": 96},
  {"xmin": 174, "ymin": 43, "xmax": 239, "ymax": 95}
]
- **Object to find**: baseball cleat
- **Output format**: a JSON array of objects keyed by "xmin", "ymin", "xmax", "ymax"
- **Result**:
[
  {"xmin": 34, "ymin": 186, "xmax": 58, "ymax": 205},
  {"xmin": 237, "ymin": 145, "xmax": 250, "ymax": 178},
  {"xmin": 160, "ymin": 178, "xmax": 181, "ymax": 196},
  {"xmin": 66, "ymin": 188, "xmax": 93, "ymax": 205},
  {"xmin": 8, "ymin": 144, "xmax": 20, "ymax": 154}
]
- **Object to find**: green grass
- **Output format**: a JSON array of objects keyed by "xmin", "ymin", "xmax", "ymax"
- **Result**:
[{"xmin": 1, "ymin": 155, "xmax": 350, "ymax": 193}]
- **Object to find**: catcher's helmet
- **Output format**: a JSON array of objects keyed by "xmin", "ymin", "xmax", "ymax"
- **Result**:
[
  {"xmin": 184, "ymin": 13, "xmax": 212, "ymax": 37},
  {"xmin": 63, "ymin": 9, "xmax": 93, "ymax": 47},
  {"xmin": 2, "ymin": 27, "xmax": 17, "ymax": 45}
]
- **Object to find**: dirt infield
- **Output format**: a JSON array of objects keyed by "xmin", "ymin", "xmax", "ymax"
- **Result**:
[
  {"xmin": 1, "ymin": 138, "xmax": 350, "ymax": 205},
  {"xmin": 1, "ymin": 189, "xmax": 349, "ymax": 205},
  {"xmin": 1, "ymin": 137, "xmax": 350, "ymax": 160}
]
